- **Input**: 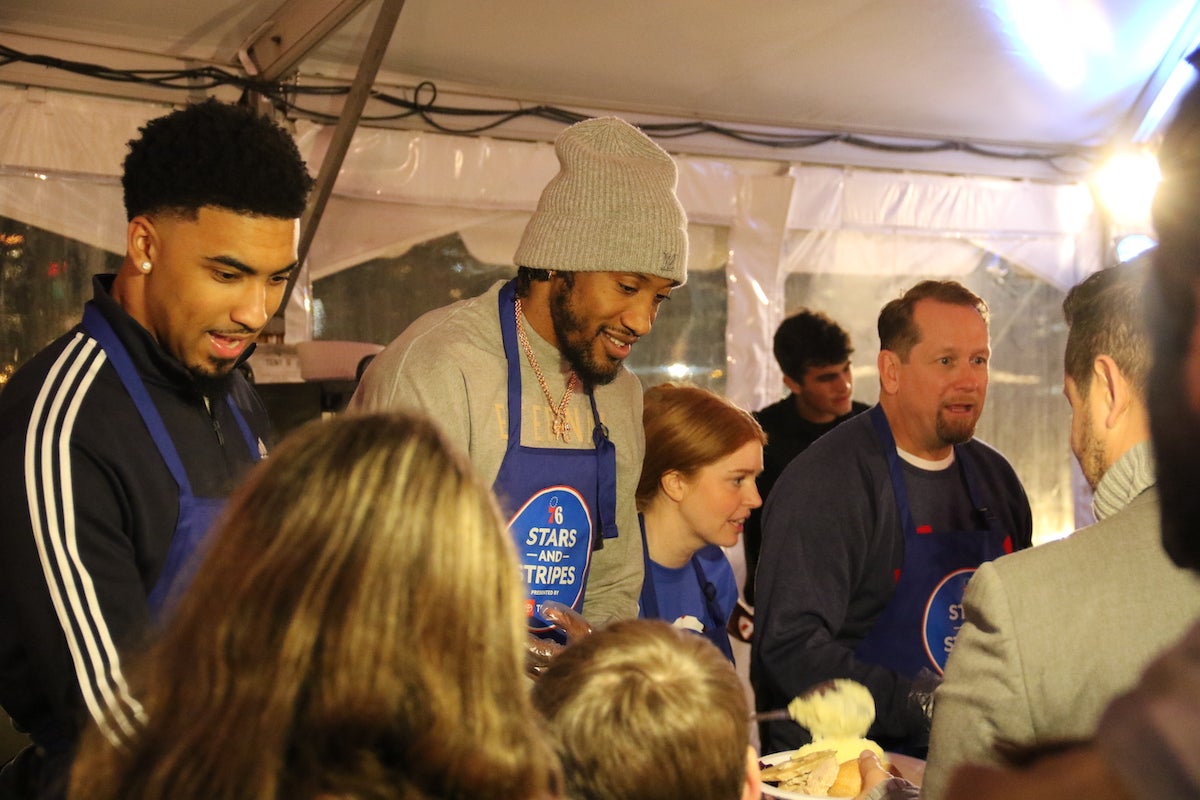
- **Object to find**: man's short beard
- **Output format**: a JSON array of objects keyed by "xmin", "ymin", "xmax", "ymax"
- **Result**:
[
  {"xmin": 188, "ymin": 361, "xmax": 237, "ymax": 396},
  {"xmin": 935, "ymin": 412, "xmax": 977, "ymax": 447},
  {"xmin": 1074, "ymin": 403, "xmax": 1108, "ymax": 491},
  {"xmin": 549, "ymin": 277, "xmax": 623, "ymax": 389}
]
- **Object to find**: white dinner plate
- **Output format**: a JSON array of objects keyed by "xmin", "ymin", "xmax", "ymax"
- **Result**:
[{"xmin": 759, "ymin": 749, "xmax": 925, "ymax": 799}]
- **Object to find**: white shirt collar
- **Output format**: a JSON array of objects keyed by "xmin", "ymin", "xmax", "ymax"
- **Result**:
[{"xmin": 896, "ymin": 446, "xmax": 955, "ymax": 471}]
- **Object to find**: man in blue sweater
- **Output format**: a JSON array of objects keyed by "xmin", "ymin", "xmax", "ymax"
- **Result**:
[{"xmin": 752, "ymin": 280, "xmax": 1032, "ymax": 756}]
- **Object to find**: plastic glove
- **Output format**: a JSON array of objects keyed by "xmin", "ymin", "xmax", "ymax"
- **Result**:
[
  {"xmin": 912, "ymin": 666, "xmax": 940, "ymax": 729},
  {"xmin": 854, "ymin": 750, "xmax": 894, "ymax": 798},
  {"xmin": 852, "ymin": 751, "xmax": 919, "ymax": 800},
  {"xmin": 908, "ymin": 667, "xmax": 942, "ymax": 729},
  {"xmin": 524, "ymin": 601, "xmax": 594, "ymax": 677}
]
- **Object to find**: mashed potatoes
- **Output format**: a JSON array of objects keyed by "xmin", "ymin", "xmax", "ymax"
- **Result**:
[
  {"xmin": 793, "ymin": 735, "xmax": 885, "ymax": 765},
  {"xmin": 786, "ymin": 678, "xmax": 876, "ymax": 740},
  {"xmin": 761, "ymin": 680, "xmax": 886, "ymax": 797}
]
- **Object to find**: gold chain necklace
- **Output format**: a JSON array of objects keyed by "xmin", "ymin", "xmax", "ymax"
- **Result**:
[{"xmin": 515, "ymin": 296, "xmax": 578, "ymax": 442}]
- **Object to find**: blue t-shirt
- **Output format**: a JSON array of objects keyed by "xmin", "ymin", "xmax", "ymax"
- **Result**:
[{"xmin": 640, "ymin": 544, "xmax": 737, "ymax": 658}]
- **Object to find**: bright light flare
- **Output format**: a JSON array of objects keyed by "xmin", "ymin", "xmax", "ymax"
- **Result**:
[
  {"xmin": 995, "ymin": 0, "xmax": 1114, "ymax": 89},
  {"xmin": 1092, "ymin": 150, "xmax": 1161, "ymax": 226},
  {"xmin": 666, "ymin": 362, "xmax": 691, "ymax": 379},
  {"xmin": 1115, "ymin": 234, "xmax": 1157, "ymax": 263}
]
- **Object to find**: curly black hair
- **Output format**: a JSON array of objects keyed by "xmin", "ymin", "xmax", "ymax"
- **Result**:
[
  {"xmin": 772, "ymin": 309, "xmax": 854, "ymax": 382},
  {"xmin": 122, "ymin": 99, "xmax": 314, "ymax": 221}
]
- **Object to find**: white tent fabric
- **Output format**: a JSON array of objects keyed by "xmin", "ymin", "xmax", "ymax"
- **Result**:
[{"xmin": 0, "ymin": 85, "xmax": 1103, "ymax": 416}]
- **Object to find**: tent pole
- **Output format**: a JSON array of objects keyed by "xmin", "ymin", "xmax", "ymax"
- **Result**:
[{"xmin": 279, "ymin": 0, "xmax": 408, "ymax": 319}]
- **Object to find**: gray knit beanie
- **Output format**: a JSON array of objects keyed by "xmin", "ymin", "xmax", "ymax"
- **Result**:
[{"xmin": 514, "ymin": 117, "xmax": 688, "ymax": 284}]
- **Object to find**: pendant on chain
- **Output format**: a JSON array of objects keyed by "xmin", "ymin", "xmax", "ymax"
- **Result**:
[
  {"xmin": 515, "ymin": 296, "xmax": 577, "ymax": 444},
  {"xmin": 552, "ymin": 413, "xmax": 571, "ymax": 442}
]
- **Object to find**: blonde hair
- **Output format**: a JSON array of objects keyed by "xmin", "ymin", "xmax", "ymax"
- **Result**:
[
  {"xmin": 69, "ymin": 413, "xmax": 560, "ymax": 800},
  {"xmin": 636, "ymin": 383, "xmax": 765, "ymax": 512},
  {"xmin": 532, "ymin": 618, "xmax": 749, "ymax": 800}
]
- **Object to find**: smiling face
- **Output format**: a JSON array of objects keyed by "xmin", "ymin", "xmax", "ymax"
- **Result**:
[
  {"xmin": 548, "ymin": 271, "xmax": 677, "ymax": 387},
  {"xmin": 132, "ymin": 207, "xmax": 299, "ymax": 382},
  {"xmin": 881, "ymin": 299, "xmax": 990, "ymax": 459},
  {"xmin": 674, "ymin": 440, "xmax": 764, "ymax": 551},
  {"xmin": 790, "ymin": 361, "xmax": 855, "ymax": 423}
]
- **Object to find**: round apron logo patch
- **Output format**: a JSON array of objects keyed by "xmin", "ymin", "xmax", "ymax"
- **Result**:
[
  {"xmin": 508, "ymin": 485, "xmax": 593, "ymax": 630},
  {"xmin": 922, "ymin": 567, "xmax": 975, "ymax": 674}
]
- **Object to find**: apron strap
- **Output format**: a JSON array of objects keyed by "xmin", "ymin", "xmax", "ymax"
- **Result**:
[
  {"xmin": 640, "ymin": 516, "xmax": 735, "ymax": 661},
  {"xmin": 869, "ymin": 404, "xmax": 1000, "ymax": 538},
  {"xmin": 82, "ymin": 305, "xmax": 262, "ymax": 486},
  {"xmin": 498, "ymin": 280, "xmax": 618, "ymax": 540},
  {"xmin": 83, "ymin": 305, "xmax": 193, "ymax": 496},
  {"xmin": 590, "ymin": 392, "xmax": 618, "ymax": 539},
  {"xmin": 954, "ymin": 445, "xmax": 1003, "ymax": 536},
  {"xmin": 638, "ymin": 514, "xmax": 661, "ymax": 618},
  {"xmin": 869, "ymin": 404, "xmax": 915, "ymax": 537},
  {"xmin": 690, "ymin": 552, "xmax": 735, "ymax": 660},
  {"xmin": 225, "ymin": 391, "xmax": 260, "ymax": 457},
  {"xmin": 498, "ymin": 280, "xmax": 523, "ymax": 445}
]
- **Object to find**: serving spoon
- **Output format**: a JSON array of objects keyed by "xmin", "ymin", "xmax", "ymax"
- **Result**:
[{"xmin": 750, "ymin": 679, "xmax": 874, "ymax": 732}]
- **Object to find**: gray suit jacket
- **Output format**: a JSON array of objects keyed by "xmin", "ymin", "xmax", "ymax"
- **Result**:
[{"xmin": 922, "ymin": 487, "xmax": 1200, "ymax": 800}]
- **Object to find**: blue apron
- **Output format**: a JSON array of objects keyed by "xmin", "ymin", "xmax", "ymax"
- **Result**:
[
  {"xmin": 854, "ymin": 404, "xmax": 1010, "ymax": 677},
  {"xmin": 82, "ymin": 305, "xmax": 262, "ymax": 620},
  {"xmin": 494, "ymin": 280, "xmax": 618, "ymax": 641},
  {"xmin": 638, "ymin": 515, "xmax": 735, "ymax": 661}
]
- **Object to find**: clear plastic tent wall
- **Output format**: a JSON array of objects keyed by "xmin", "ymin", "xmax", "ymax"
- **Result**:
[{"xmin": 0, "ymin": 86, "xmax": 1102, "ymax": 544}]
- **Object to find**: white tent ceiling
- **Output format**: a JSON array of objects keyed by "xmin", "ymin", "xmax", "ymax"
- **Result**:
[
  {"xmin": 2, "ymin": 0, "xmax": 1199, "ymax": 180},
  {"xmin": 1, "ymin": 0, "xmax": 1180, "ymax": 542}
]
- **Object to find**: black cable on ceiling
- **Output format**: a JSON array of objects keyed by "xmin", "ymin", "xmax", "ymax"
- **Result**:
[{"xmin": 0, "ymin": 42, "xmax": 1097, "ymax": 173}]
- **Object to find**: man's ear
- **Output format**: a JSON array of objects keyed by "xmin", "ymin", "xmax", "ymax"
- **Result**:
[
  {"xmin": 126, "ymin": 215, "xmax": 157, "ymax": 265},
  {"xmin": 742, "ymin": 746, "xmax": 763, "ymax": 800},
  {"xmin": 1099, "ymin": 357, "xmax": 1142, "ymax": 431},
  {"xmin": 1092, "ymin": 355, "xmax": 1129, "ymax": 429},
  {"xmin": 878, "ymin": 350, "xmax": 901, "ymax": 395},
  {"xmin": 782, "ymin": 375, "xmax": 803, "ymax": 395}
]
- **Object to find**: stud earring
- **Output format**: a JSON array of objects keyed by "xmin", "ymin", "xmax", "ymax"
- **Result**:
[{"xmin": 139, "ymin": 261, "xmax": 152, "ymax": 274}]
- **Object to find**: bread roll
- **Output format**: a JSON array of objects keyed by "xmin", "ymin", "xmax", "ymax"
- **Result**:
[
  {"xmin": 826, "ymin": 759, "xmax": 862, "ymax": 797},
  {"xmin": 793, "ymin": 736, "xmax": 884, "ymax": 765}
]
